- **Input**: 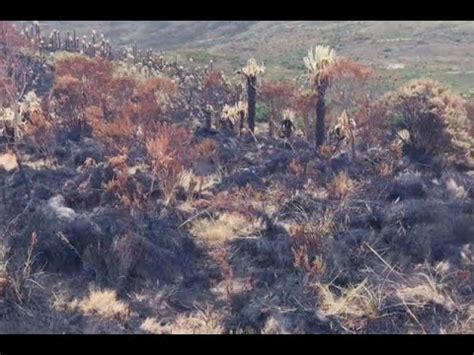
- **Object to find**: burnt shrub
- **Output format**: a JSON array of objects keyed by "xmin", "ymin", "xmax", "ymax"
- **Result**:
[{"xmin": 383, "ymin": 79, "xmax": 472, "ymax": 165}]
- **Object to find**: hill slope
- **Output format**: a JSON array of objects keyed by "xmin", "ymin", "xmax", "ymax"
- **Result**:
[{"xmin": 35, "ymin": 21, "xmax": 474, "ymax": 92}]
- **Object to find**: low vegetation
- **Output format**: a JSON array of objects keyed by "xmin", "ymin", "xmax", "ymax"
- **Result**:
[{"xmin": 0, "ymin": 21, "xmax": 472, "ymax": 334}]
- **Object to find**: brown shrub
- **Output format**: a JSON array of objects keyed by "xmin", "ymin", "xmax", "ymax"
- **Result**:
[
  {"xmin": 289, "ymin": 159, "xmax": 304, "ymax": 176},
  {"xmin": 134, "ymin": 76, "xmax": 179, "ymax": 126},
  {"xmin": 0, "ymin": 22, "xmax": 37, "ymax": 112},
  {"xmin": 54, "ymin": 54, "xmax": 112, "ymax": 99},
  {"xmin": 52, "ymin": 55, "xmax": 140, "ymax": 142},
  {"xmin": 383, "ymin": 79, "xmax": 472, "ymax": 163},
  {"xmin": 89, "ymin": 108, "xmax": 136, "ymax": 152},
  {"xmin": 352, "ymin": 95, "xmax": 391, "ymax": 149},
  {"xmin": 103, "ymin": 153, "xmax": 149, "ymax": 212},
  {"xmin": 200, "ymin": 70, "xmax": 236, "ymax": 114},
  {"xmin": 290, "ymin": 210, "xmax": 335, "ymax": 254},
  {"xmin": 295, "ymin": 88, "xmax": 316, "ymax": 141},
  {"xmin": 203, "ymin": 70, "xmax": 226, "ymax": 90},
  {"xmin": 50, "ymin": 74, "xmax": 89, "ymax": 138},
  {"xmin": 146, "ymin": 123, "xmax": 191, "ymax": 206},
  {"xmin": 22, "ymin": 109, "xmax": 55, "ymax": 156},
  {"xmin": 319, "ymin": 143, "xmax": 335, "ymax": 160},
  {"xmin": 261, "ymin": 79, "xmax": 297, "ymax": 137},
  {"xmin": 328, "ymin": 171, "xmax": 354, "ymax": 199},
  {"xmin": 195, "ymin": 138, "xmax": 217, "ymax": 158}
]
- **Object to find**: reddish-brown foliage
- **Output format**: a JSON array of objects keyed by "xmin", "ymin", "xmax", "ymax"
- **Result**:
[
  {"xmin": 54, "ymin": 55, "xmax": 112, "ymax": 97},
  {"xmin": 146, "ymin": 123, "xmax": 192, "ymax": 206},
  {"xmin": 24, "ymin": 110, "xmax": 55, "ymax": 155},
  {"xmin": 88, "ymin": 106, "xmax": 136, "ymax": 153},
  {"xmin": 326, "ymin": 58, "xmax": 373, "ymax": 123},
  {"xmin": 103, "ymin": 152, "xmax": 149, "ymax": 212},
  {"xmin": 54, "ymin": 56, "xmax": 135, "ymax": 115},
  {"xmin": 356, "ymin": 98, "xmax": 391, "ymax": 147},
  {"xmin": 203, "ymin": 70, "xmax": 226, "ymax": 91},
  {"xmin": 52, "ymin": 56, "xmax": 139, "ymax": 141},
  {"xmin": 201, "ymin": 69, "xmax": 235, "ymax": 113},
  {"xmin": 0, "ymin": 22, "xmax": 28, "ymax": 48},
  {"xmin": 288, "ymin": 158, "xmax": 304, "ymax": 176},
  {"xmin": 51, "ymin": 74, "xmax": 89, "ymax": 136},
  {"xmin": 52, "ymin": 55, "xmax": 182, "ymax": 149},
  {"xmin": 295, "ymin": 88, "xmax": 316, "ymax": 140},
  {"xmin": 260, "ymin": 79, "xmax": 297, "ymax": 137},
  {"xmin": 133, "ymin": 76, "xmax": 179, "ymax": 127},
  {"xmin": 195, "ymin": 138, "xmax": 217, "ymax": 158}
]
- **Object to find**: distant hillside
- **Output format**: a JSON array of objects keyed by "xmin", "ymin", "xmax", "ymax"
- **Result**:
[
  {"xmin": 33, "ymin": 21, "xmax": 474, "ymax": 94},
  {"xmin": 36, "ymin": 21, "xmax": 257, "ymax": 50}
]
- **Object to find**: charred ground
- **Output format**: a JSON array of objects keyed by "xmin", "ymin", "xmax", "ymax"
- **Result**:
[{"xmin": 0, "ymin": 22, "xmax": 473, "ymax": 334}]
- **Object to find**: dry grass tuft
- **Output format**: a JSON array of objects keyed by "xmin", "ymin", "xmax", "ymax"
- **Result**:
[
  {"xmin": 189, "ymin": 212, "xmax": 262, "ymax": 246},
  {"xmin": 328, "ymin": 171, "xmax": 354, "ymax": 199},
  {"xmin": 395, "ymin": 274, "xmax": 456, "ymax": 312},
  {"xmin": 292, "ymin": 245, "xmax": 327, "ymax": 280},
  {"xmin": 73, "ymin": 289, "xmax": 130, "ymax": 320},
  {"xmin": 140, "ymin": 317, "xmax": 163, "ymax": 334},
  {"xmin": 290, "ymin": 209, "xmax": 336, "ymax": 252},
  {"xmin": 318, "ymin": 279, "xmax": 380, "ymax": 320},
  {"xmin": 140, "ymin": 307, "xmax": 224, "ymax": 334},
  {"xmin": 23, "ymin": 157, "xmax": 57, "ymax": 170},
  {"xmin": 0, "ymin": 152, "xmax": 18, "ymax": 172},
  {"xmin": 0, "ymin": 241, "xmax": 8, "ymax": 297},
  {"xmin": 166, "ymin": 308, "xmax": 224, "ymax": 334},
  {"xmin": 289, "ymin": 159, "xmax": 305, "ymax": 175},
  {"xmin": 319, "ymin": 144, "xmax": 335, "ymax": 160}
]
